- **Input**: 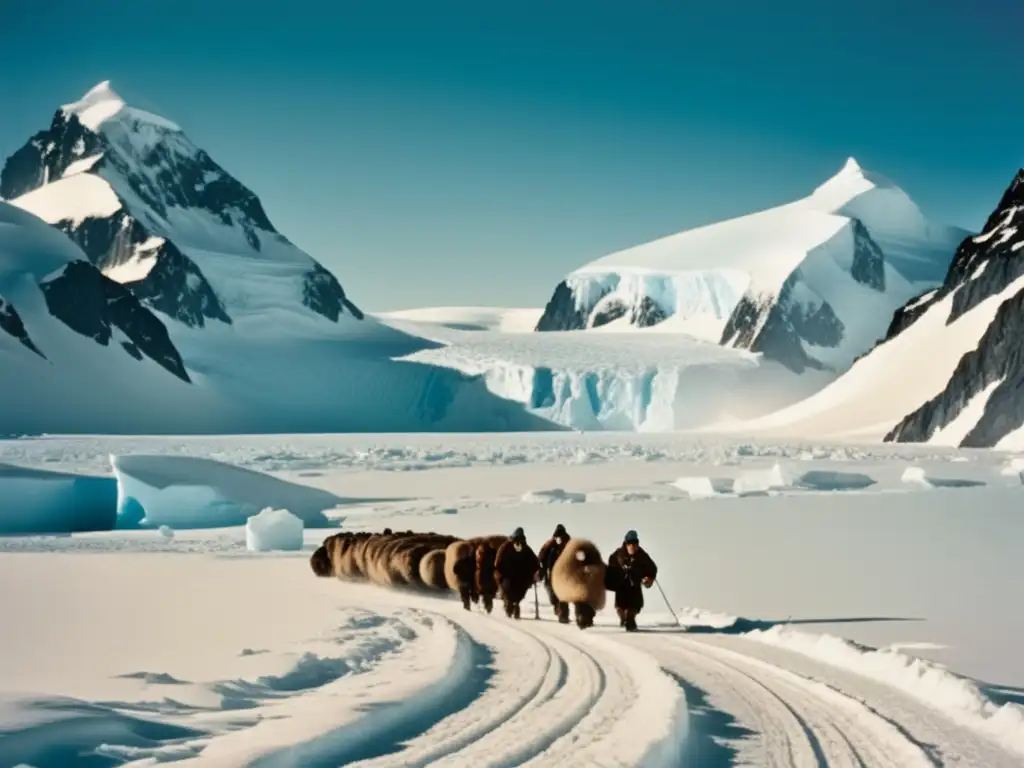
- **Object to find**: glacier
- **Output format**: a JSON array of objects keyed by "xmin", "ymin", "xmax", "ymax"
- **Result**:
[
  {"xmin": 535, "ymin": 158, "xmax": 967, "ymax": 374},
  {"xmin": 385, "ymin": 316, "xmax": 831, "ymax": 431}
]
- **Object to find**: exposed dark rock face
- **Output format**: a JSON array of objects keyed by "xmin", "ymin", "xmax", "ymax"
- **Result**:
[
  {"xmin": 301, "ymin": 264, "xmax": 364, "ymax": 321},
  {"xmin": 886, "ymin": 284, "xmax": 1024, "ymax": 446},
  {"xmin": 630, "ymin": 295, "xmax": 668, "ymax": 328},
  {"xmin": 40, "ymin": 261, "xmax": 190, "ymax": 382},
  {"xmin": 850, "ymin": 219, "xmax": 886, "ymax": 291},
  {"xmin": 123, "ymin": 240, "xmax": 231, "ymax": 327},
  {"xmin": 883, "ymin": 169, "xmax": 1024, "ymax": 447},
  {"xmin": 721, "ymin": 276, "xmax": 844, "ymax": 374},
  {"xmin": 590, "ymin": 298, "xmax": 628, "ymax": 328},
  {"xmin": 0, "ymin": 298, "xmax": 45, "ymax": 358},
  {"xmin": 2, "ymin": 96, "xmax": 361, "ymax": 328},
  {"xmin": 0, "ymin": 112, "xmax": 102, "ymax": 200},
  {"xmin": 54, "ymin": 212, "xmax": 230, "ymax": 327},
  {"xmin": 882, "ymin": 288, "xmax": 938, "ymax": 341},
  {"xmin": 536, "ymin": 280, "xmax": 609, "ymax": 332}
]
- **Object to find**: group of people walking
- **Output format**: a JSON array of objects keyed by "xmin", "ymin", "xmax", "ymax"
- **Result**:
[
  {"xmin": 310, "ymin": 523, "xmax": 660, "ymax": 632},
  {"xmin": 535, "ymin": 524, "xmax": 659, "ymax": 632}
]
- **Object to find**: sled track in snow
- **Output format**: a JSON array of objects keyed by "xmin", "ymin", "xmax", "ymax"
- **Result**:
[{"xmin": 166, "ymin": 584, "xmax": 1022, "ymax": 767}]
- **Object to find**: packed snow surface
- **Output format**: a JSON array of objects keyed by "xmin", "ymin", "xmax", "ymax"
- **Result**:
[
  {"xmin": 245, "ymin": 507, "xmax": 303, "ymax": 551},
  {"xmin": 0, "ymin": 433, "xmax": 1022, "ymax": 766}
]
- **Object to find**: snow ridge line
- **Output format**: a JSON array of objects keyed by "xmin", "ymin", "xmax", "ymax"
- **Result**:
[{"xmin": 744, "ymin": 624, "xmax": 1024, "ymax": 758}]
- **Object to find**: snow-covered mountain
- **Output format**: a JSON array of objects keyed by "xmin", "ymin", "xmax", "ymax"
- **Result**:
[
  {"xmin": 2, "ymin": 81, "xmax": 361, "ymax": 331},
  {"xmin": 0, "ymin": 83, "xmax": 551, "ymax": 434},
  {"xmin": 535, "ymin": 159, "xmax": 966, "ymax": 373},
  {"xmin": 727, "ymin": 168, "xmax": 1024, "ymax": 448},
  {"xmin": 0, "ymin": 199, "xmax": 241, "ymax": 434}
]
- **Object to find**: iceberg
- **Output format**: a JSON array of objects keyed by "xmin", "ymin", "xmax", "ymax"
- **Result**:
[
  {"xmin": 0, "ymin": 463, "xmax": 116, "ymax": 535},
  {"xmin": 111, "ymin": 454, "xmax": 341, "ymax": 529}
]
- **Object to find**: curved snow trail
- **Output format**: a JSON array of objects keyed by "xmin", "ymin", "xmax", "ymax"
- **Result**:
[
  {"xmin": 620, "ymin": 632, "xmax": 1023, "ymax": 768},
  {"xmin": 127, "ymin": 584, "xmax": 1021, "ymax": 767}
]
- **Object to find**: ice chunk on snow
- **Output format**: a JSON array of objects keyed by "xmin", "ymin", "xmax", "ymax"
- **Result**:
[
  {"xmin": 0, "ymin": 463, "xmax": 115, "ymax": 534},
  {"xmin": 520, "ymin": 488, "xmax": 587, "ymax": 504},
  {"xmin": 901, "ymin": 467, "xmax": 932, "ymax": 487},
  {"xmin": 158, "ymin": 525, "xmax": 174, "ymax": 540},
  {"xmin": 111, "ymin": 455, "xmax": 341, "ymax": 529},
  {"xmin": 671, "ymin": 476, "xmax": 717, "ymax": 499},
  {"xmin": 733, "ymin": 463, "xmax": 788, "ymax": 495},
  {"xmin": 245, "ymin": 508, "xmax": 303, "ymax": 552}
]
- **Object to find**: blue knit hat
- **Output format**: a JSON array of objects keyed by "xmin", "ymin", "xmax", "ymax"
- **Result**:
[
  {"xmin": 624, "ymin": 529, "xmax": 639, "ymax": 544},
  {"xmin": 512, "ymin": 527, "xmax": 525, "ymax": 540}
]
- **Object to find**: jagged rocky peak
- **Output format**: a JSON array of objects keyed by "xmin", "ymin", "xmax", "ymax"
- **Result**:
[
  {"xmin": 3, "ymin": 81, "xmax": 363, "ymax": 328},
  {"xmin": 883, "ymin": 167, "xmax": 1024, "ymax": 448},
  {"xmin": 40, "ymin": 260, "xmax": 190, "ymax": 382},
  {"xmin": 0, "ymin": 298, "xmax": 44, "ymax": 358}
]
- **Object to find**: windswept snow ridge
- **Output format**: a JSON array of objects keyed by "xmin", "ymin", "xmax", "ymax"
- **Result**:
[{"xmin": 535, "ymin": 157, "xmax": 965, "ymax": 374}]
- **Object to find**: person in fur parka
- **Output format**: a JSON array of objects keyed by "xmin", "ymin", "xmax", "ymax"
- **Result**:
[
  {"xmin": 605, "ymin": 529, "xmax": 658, "ymax": 632},
  {"xmin": 550, "ymin": 537, "xmax": 606, "ymax": 629},
  {"xmin": 494, "ymin": 527, "xmax": 540, "ymax": 619},
  {"xmin": 537, "ymin": 524, "xmax": 571, "ymax": 622}
]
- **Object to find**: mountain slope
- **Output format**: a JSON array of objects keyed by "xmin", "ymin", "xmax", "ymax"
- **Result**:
[
  {"xmin": 535, "ymin": 159, "xmax": 965, "ymax": 373},
  {"xmin": 726, "ymin": 168, "xmax": 1024, "ymax": 448},
  {"xmin": 883, "ymin": 169, "xmax": 1024, "ymax": 447},
  {"xmin": 3, "ymin": 81, "xmax": 361, "ymax": 332},
  {"xmin": 0, "ymin": 83, "xmax": 553, "ymax": 434},
  {"xmin": 0, "ymin": 200, "xmax": 236, "ymax": 434}
]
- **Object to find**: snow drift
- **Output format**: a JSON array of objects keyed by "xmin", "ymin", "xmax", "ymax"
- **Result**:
[{"xmin": 535, "ymin": 158, "xmax": 965, "ymax": 374}]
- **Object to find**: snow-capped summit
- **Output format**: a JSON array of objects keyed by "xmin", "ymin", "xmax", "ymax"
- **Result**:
[
  {"xmin": 60, "ymin": 80, "xmax": 180, "ymax": 133},
  {"xmin": 535, "ymin": 158, "xmax": 965, "ymax": 374},
  {"xmin": 732, "ymin": 167, "xmax": 1024, "ymax": 449},
  {"xmin": 2, "ymin": 81, "xmax": 361, "ymax": 331}
]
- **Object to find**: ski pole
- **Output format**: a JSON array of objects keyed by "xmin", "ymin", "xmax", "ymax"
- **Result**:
[
  {"xmin": 533, "ymin": 582, "xmax": 540, "ymax": 620},
  {"xmin": 655, "ymin": 580, "xmax": 681, "ymax": 626}
]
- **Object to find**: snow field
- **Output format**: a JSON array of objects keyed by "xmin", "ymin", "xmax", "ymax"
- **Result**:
[{"xmin": 1, "ymin": 434, "xmax": 1023, "ymax": 765}]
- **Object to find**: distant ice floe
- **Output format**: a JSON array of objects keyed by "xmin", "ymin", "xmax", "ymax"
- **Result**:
[
  {"xmin": 901, "ymin": 466, "xmax": 986, "ymax": 489},
  {"xmin": 792, "ymin": 470, "xmax": 877, "ymax": 491},
  {"xmin": 111, "ymin": 454, "xmax": 342, "ymax": 529},
  {"xmin": 246, "ymin": 507, "xmax": 304, "ymax": 552},
  {"xmin": 0, "ymin": 462, "xmax": 116, "ymax": 534}
]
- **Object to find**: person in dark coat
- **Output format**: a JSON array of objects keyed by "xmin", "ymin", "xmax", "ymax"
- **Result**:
[
  {"xmin": 537, "ymin": 524, "xmax": 571, "ymax": 623},
  {"xmin": 494, "ymin": 527, "xmax": 540, "ymax": 619},
  {"xmin": 605, "ymin": 530, "xmax": 658, "ymax": 632}
]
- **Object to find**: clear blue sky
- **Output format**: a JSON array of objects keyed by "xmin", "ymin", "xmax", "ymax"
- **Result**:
[{"xmin": 1, "ymin": 0, "xmax": 1021, "ymax": 310}]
